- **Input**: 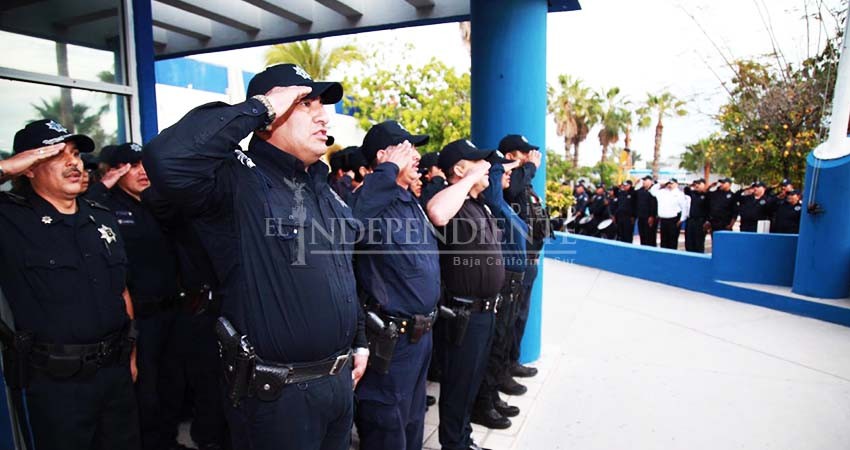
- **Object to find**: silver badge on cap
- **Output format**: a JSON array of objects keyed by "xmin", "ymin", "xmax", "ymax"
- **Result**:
[
  {"xmin": 45, "ymin": 120, "xmax": 67, "ymax": 133},
  {"xmin": 293, "ymin": 66, "xmax": 312, "ymax": 81},
  {"xmin": 521, "ymin": 136, "xmax": 529, "ymax": 143},
  {"xmin": 465, "ymin": 140, "xmax": 477, "ymax": 148},
  {"xmin": 130, "ymin": 143, "xmax": 142, "ymax": 152}
]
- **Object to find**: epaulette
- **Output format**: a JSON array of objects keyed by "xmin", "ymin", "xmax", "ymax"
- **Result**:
[
  {"xmin": 83, "ymin": 198, "xmax": 111, "ymax": 212},
  {"xmin": 0, "ymin": 191, "xmax": 29, "ymax": 207}
]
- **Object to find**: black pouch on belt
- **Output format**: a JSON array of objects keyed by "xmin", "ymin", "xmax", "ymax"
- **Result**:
[
  {"xmin": 252, "ymin": 363, "xmax": 290, "ymax": 402},
  {"xmin": 365, "ymin": 312, "xmax": 398, "ymax": 375}
]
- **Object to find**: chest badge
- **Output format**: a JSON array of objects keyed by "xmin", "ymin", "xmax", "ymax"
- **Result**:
[
  {"xmin": 726, "ymin": 193, "xmax": 732, "ymax": 199},
  {"xmin": 98, "ymin": 224, "xmax": 117, "ymax": 244},
  {"xmin": 41, "ymin": 216, "xmax": 52, "ymax": 224}
]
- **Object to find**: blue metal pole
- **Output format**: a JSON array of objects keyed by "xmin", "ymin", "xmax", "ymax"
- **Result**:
[
  {"xmin": 132, "ymin": 0, "xmax": 158, "ymax": 143},
  {"xmin": 470, "ymin": 0, "xmax": 548, "ymax": 362}
]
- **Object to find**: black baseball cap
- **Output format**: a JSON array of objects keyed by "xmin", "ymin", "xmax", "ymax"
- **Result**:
[
  {"xmin": 780, "ymin": 178, "xmax": 792, "ymax": 186},
  {"xmin": 641, "ymin": 175, "xmax": 653, "ymax": 181},
  {"xmin": 330, "ymin": 146, "xmax": 357, "ymax": 172},
  {"xmin": 361, "ymin": 120, "xmax": 429, "ymax": 164},
  {"xmin": 246, "ymin": 63, "xmax": 342, "ymax": 104},
  {"xmin": 622, "ymin": 180, "xmax": 633, "ymax": 186},
  {"xmin": 437, "ymin": 139, "xmax": 496, "ymax": 172},
  {"xmin": 498, "ymin": 134, "xmax": 539, "ymax": 153},
  {"xmin": 81, "ymin": 153, "xmax": 99, "ymax": 171},
  {"xmin": 13, "ymin": 119, "xmax": 94, "ymax": 154},
  {"xmin": 693, "ymin": 178, "xmax": 706, "ymax": 184},
  {"xmin": 719, "ymin": 177, "xmax": 732, "ymax": 184},
  {"xmin": 752, "ymin": 181, "xmax": 766, "ymax": 188},
  {"xmin": 101, "ymin": 143, "xmax": 143, "ymax": 167},
  {"xmin": 787, "ymin": 189, "xmax": 801, "ymax": 196},
  {"xmin": 419, "ymin": 152, "xmax": 440, "ymax": 174},
  {"xmin": 342, "ymin": 146, "xmax": 367, "ymax": 172}
]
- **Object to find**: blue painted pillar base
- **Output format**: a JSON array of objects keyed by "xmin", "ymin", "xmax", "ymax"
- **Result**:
[
  {"xmin": 470, "ymin": 0, "xmax": 547, "ymax": 362},
  {"xmin": 793, "ymin": 152, "xmax": 850, "ymax": 298}
]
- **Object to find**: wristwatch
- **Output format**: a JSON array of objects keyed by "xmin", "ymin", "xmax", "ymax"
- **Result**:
[{"xmin": 251, "ymin": 94, "xmax": 276, "ymax": 131}]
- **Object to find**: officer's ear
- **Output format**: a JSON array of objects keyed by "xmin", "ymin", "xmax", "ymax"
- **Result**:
[{"xmin": 452, "ymin": 162, "xmax": 466, "ymax": 179}]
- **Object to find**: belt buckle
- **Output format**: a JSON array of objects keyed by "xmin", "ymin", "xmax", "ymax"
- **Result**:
[{"xmin": 329, "ymin": 354, "xmax": 349, "ymax": 375}]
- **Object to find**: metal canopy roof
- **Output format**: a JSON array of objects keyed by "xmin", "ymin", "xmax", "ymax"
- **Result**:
[{"xmin": 150, "ymin": 0, "xmax": 581, "ymax": 59}]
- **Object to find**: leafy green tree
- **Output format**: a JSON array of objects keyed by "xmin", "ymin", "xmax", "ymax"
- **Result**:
[
  {"xmin": 264, "ymin": 39, "xmax": 363, "ymax": 79},
  {"xmin": 548, "ymin": 75, "xmax": 600, "ymax": 167},
  {"xmin": 345, "ymin": 59, "xmax": 470, "ymax": 152},
  {"xmin": 680, "ymin": 136, "xmax": 727, "ymax": 182},
  {"xmin": 636, "ymin": 91, "xmax": 687, "ymax": 179}
]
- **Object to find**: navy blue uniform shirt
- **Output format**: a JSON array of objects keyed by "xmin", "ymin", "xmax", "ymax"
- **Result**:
[
  {"xmin": 737, "ymin": 194, "xmax": 774, "ymax": 226},
  {"xmin": 634, "ymin": 188, "xmax": 657, "ymax": 219},
  {"xmin": 0, "ymin": 190, "xmax": 129, "ymax": 344},
  {"xmin": 615, "ymin": 189, "xmax": 636, "ymax": 218},
  {"xmin": 707, "ymin": 189, "xmax": 738, "ymax": 224},
  {"xmin": 350, "ymin": 162, "xmax": 440, "ymax": 317},
  {"xmin": 771, "ymin": 200, "xmax": 802, "ymax": 234},
  {"xmin": 143, "ymin": 99, "xmax": 364, "ymax": 363},
  {"xmin": 102, "ymin": 187, "xmax": 179, "ymax": 302},
  {"xmin": 420, "ymin": 175, "xmax": 447, "ymax": 209},
  {"xmin": 482, "ymin": 163, "xmax": 528, "ymax": 274},
  {"xmin": 684, "ymin": 187, "xmax": 709, "ymax": 219}
]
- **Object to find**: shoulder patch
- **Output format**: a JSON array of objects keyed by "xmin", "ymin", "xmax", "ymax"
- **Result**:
[
  {"xmin": 0, "ymin": 191, "xmax": 29, "ymax": 207},
  {"xmin": 234, "ymin": 149, "xmax": 256, "ymax": 168},
  {"xmin": 83, "ymin": 198, "xmax": 111, "ymax": 212}
]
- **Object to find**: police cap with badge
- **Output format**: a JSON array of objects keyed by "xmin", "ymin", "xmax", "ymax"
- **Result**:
[
  {"xmin": 13, "ymin": 119, "xmax": 95, "ymax": 154},
  {"xmin": 438, "ymin": 139, "xmax": 504, "ymax": 173},
  {"xmin": 498, "ymin": 134, "xmax": 539, "ymax": 153},
  {"xmin": 100, "ymin": 142, "xmax": 144, "ymax": 167}
]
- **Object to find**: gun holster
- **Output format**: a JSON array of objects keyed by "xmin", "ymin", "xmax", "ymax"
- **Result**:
[
  {"xmin": 365, "ymin": 319, "xmax": 399, "ymax": 375},
  {"xmin": 446, "ymin": 307, "xmax": 471, "ymax": 347},
  {"xmin": 215, "ymin": 317, "xmax": 255, "ymax": 408},
  {"xmin": 1, "ymin": 331, "xmax": 33, "ymax": 390}
]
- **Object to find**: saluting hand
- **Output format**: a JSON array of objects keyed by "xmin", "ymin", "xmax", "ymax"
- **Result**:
[
  {"xmin": 528, "ymin": 150, "xmax": 542, "ymax": 168},
  {"xmin": 99, "ymin": 163, "xmax": 131, "ymax": 189},
  {"xmin": 465, "ymin": 159, "xmax": 491, "ymax": 179},
  {"xmin": 0, "ymin": 142, "xmax": 64, "ymax": 178},
  {"xmin": 378, "ymin": 140, "xmax": 417, "ymax": 171},
  {"xmin": 265, "ymin": 85, "xmax": 313, "ymax": 118}
]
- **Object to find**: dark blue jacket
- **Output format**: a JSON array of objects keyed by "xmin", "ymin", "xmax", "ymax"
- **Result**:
[
  {"xmin": 350, "ymin": 162, "xmax": 440, "ymax": 317},
  {"xmin": 143, "ymin": 99, "xmax": 364, "ymax": 364}
]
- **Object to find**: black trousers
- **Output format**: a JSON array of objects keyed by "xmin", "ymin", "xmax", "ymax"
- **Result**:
[
  {"xmin": 685, "ymin": 218, "xmax": 706, "ymax": 253},
  {"xmin": 355, "ymin": 333, "xmax": 432, "ymax": 450},
  {"xmin": 135, "ymin": 309, "xmax": 180, "ymax": 450},
  {"xmin": 637, "ymin": 217, "xmax": 657, "ymax": 246},
  {"xmin": 438, "ymin": 311, "xmax": 495, "ymax": 450},
  {"xmin": 159, "ymin": 310, "xmax": 228, "ymax": 447},
  {"xmin": 475, "ymin": 272, "xmax": 524, "ymax": 410},
  {"xmin": 616, "ymin": 215, "xmax": 635, "ymax": 243},
  {"xmin": 511, "ymin": 253, "xmax": 539, "ymax": 364},
  {"xmin": 226, "ymin": 366, "xmax": 353, "ymax": 450},
  {"xmin": 659, "ymin": 216, "xmax": 680, "ymax": 249},
  {"xmin": 710, "ymin": 218, "xmax": 732, "ymax": 234},
  {"xmin": 740, "ymin": 220, "xmax": 757, "ymax": 232},
  {"xmin": 26, "ymin": 365, "xmax": 141, "ymax": 450}
]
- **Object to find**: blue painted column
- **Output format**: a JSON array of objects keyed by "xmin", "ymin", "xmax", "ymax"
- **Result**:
[
  {"xmin": 132, "ymin": 0, "xmax": 159, "ymax": 143},
  {"xmin": 792, "ymin": 153, "xmax": 850, "ymax": 298},
  {"xmin": 470, "ymin": 0, "xmax": 548, "ymax": 362}
]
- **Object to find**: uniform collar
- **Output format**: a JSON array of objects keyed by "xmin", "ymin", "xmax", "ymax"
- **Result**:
[
  {"xmin": 26, "ymin": 190, "xmax": 89, "ymax": 227},
  {"xmin": 248, "ymin": 137, "xmax": 329, "ymax": 188},
  {"xmin": 109, "ymin": 186, "xmax": 141, "ymax": 206}
]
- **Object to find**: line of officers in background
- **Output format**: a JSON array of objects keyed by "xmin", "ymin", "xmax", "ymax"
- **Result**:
[
  {"xmin": 0, "ymin": 64, "xmax": 550, "ymax": 450},
  {"xmin": 569, "ymin": 175, "xmax": 803, "ymax": 252}
]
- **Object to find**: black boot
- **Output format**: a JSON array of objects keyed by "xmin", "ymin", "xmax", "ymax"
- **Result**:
[
  {"xmin": 493, "ymin": 393, "xmax": 520, "ymax": 418},
  {"xmin": 498, "ymin": 376, "xmax": 527, "ymax": 396},
  {"xmin": 471, "ymin": 407, "xmax": 511, "ymax": 430},
  {"xmin": 510, "ymin": 362, "xmax": 538, "ymax": 378}
]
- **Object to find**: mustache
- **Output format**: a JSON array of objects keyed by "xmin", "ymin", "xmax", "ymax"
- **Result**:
[{"xmin": 63, "ymin": 168, "xmax": 82, "ymax": 177}]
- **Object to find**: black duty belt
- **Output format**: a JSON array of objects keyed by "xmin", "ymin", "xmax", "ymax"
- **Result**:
[
  {"xmin": 449, "ymin": 295, "xmax": 499, "ymax": 313},
  {"xmin": 249, "ymin": 350, "xmax": 352, "ymax": 400},
  {"xmin": 29, "ymin": 327, "xmax": 132, "ymax": 379},
  {"xmin": 378, "ymin": 309, "xmax": 437, "ymax": 342}
]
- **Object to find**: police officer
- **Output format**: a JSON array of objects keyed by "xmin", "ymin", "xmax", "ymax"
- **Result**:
[
  {"xmin": 0, "ymin": 119, "xmax": 140, "ymax": 450},
  {"xmin": 427, "ymin": 139, "xmax": 504, "ymax": 450},
  {"xmin": 586, "ymin": 184, "xmax": 610, "ymax": 235},
  {"xmin": 329, "ymin": 146, "xmax": 358, "ymax": 200},
  {"xmin": 350, "ymin": 121, "xmax": 439, "ymax": 450},
  {"xmin": 500, "ymin": 134, "xmax": 545, "ymax": 385},
  {"xmin": 737, "ymin": 181, "xmax": 773, "ymax": 232},
  {"xmin": 634, "ymin": 176, "xmax": 658, "ymax": 246},
  {"xmin": 614, "ymin": 180, "xmax": 636, "ymax": 242},
  {"xmin": 771, "ymin": 190, "xmax": 803, "ymax": 234},
  {"xmin": 143, "ymin": 64, "xmax": 368, "ymax": 450},
  {"xmin": 684, "ymin": 179, "xmax": 709, "ymax": 253},
  {"xmin": 570, "ymin": 184, "xmax": 589, "ymax": 233},
  {"xmin": 100, "ymin": 142, "xmax": 182, "ymax": 450},
  {"xmin": 471, "ymin": 153, "xmax": 527, "ymax": 430},
  {"xmin": 707, "ymin": 178, "xmax": 738, "ymax": 233}
]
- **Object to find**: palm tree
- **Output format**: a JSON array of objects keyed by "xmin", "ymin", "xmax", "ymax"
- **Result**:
[
  {"xmin": 596, "ymin": 87, "xmax": 630, "ymax": 163},
  {"xmin": 680, "ymin": 138, "xmax": 718, "ymax": 181},
  {"xmin": 635, "ymin": 91, "xmax": 687, "ymax": 178},
  {"xmin": 548, "ymin": 75, "xmax": 599, "ymax": 167},
  {"xmin": 264, "ymin": 39, "xmax": 363, "ymax": 80}
]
